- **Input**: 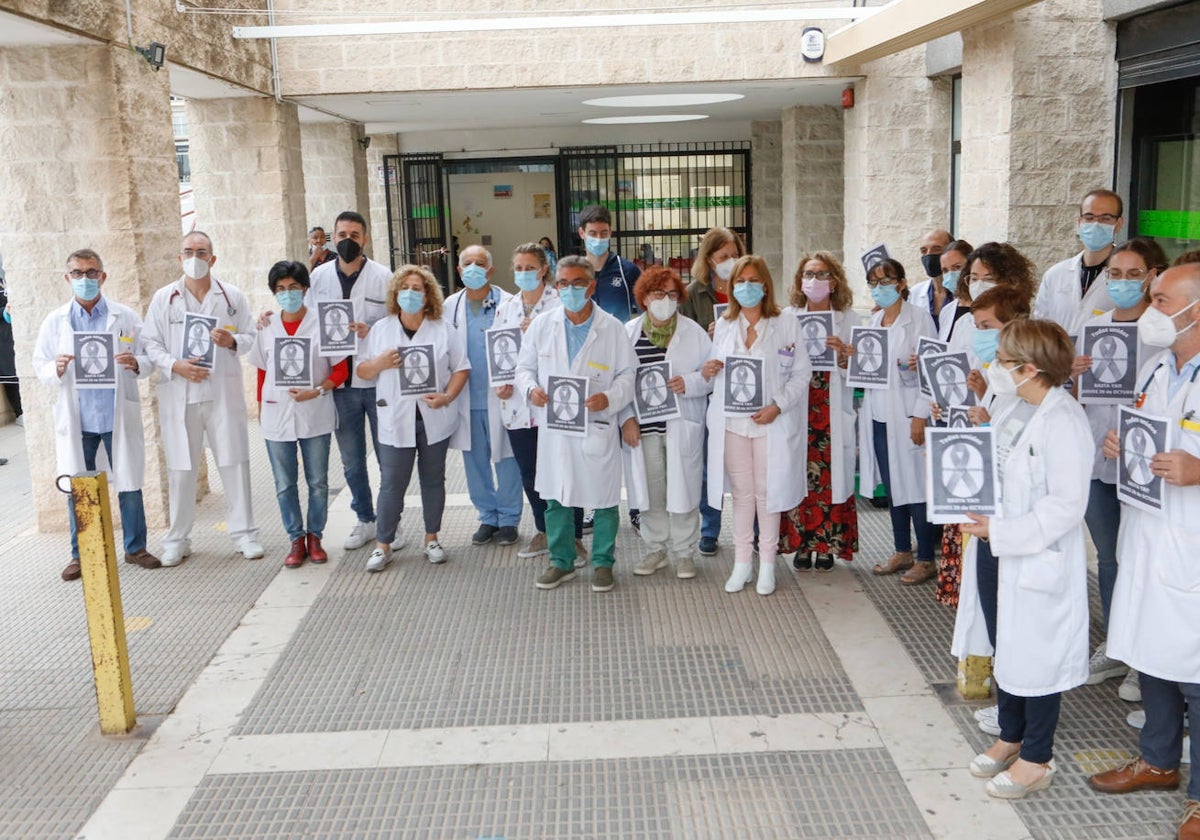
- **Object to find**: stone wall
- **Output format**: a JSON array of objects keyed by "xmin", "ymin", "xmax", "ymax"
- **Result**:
[
  {"xmin": 366, "ymin": 133, "xmax": 401, "ymax": 268},
  {"xmin": 300, "ymin": 121, "xmax": 370, "ymax": 243},
  {"xmin": 750, "ymin": 121, "xmax": 783, "ymax": 289},
  {"xmin": 781, "ymin": 105, "xmax": 846, "ymax": 290}
]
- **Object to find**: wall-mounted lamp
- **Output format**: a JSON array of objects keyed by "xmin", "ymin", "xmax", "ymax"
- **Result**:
[
  {"xmin": 135, "ymin": 41, "xmax": 166, "ymax": 71},
  {"xmin": 357, "ymin": 136, "xmax": 372, "ymax": 151}
]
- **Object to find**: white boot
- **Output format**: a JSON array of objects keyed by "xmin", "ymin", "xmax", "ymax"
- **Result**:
[
  {"xmin": 724, "ymin": 562, "xmax": 754, "ymax": 593},
  {"xmin": 756, "ymin": 562, "xmax": 776, "ymax": 595}
]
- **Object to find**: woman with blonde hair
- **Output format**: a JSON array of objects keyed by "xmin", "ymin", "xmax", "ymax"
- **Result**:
[{"xmin": 356, "ymin": 265, "xmax": 470, "ymax": 572}]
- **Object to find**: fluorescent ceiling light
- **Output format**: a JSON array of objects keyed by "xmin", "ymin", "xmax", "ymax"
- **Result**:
[
  {"xmin": 583, "ymin": 93, "xmax": 744, "ymax": 108},
  {"xmin": 582, "ymin": 114, "xmax": 709, "ymax": 125},
  {"xmin": 232, "ymin": 8, "xmax": 873, "ymax": 39}
]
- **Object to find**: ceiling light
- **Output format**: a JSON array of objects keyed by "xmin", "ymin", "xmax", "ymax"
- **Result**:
[
  {"xmin": 582, "ymin": 114, "xmax": 709, "ymax": 125},
  {"xmin": 582, "ymin": 93, "xmax": 743, "ymax": 108}
]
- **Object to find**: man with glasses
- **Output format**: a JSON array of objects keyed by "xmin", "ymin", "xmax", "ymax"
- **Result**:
[
  {"xmin": 142, "ymin": 231, "xmax": 263, "ymax": 566},
  {"xmin": 1034, "ymin": 189, "xmax": 1124, "ymax": 337},
  {"xmin": 515, "ymin": 256, "xmax": 637, "ymax": 592}
]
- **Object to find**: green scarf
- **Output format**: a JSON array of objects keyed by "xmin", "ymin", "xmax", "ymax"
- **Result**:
[{"xmin": 644, "ymin": 312, "xmax": 677, "ymax": 349}]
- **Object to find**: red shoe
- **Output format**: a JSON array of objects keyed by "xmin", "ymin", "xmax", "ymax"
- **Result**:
[
  {"xmin": 284, "ymin": 537, "xmax": 307, "ymax": 569},
  {"xmin": 306, "ymin": 533, "xmax": 328, "ymax": 564}
]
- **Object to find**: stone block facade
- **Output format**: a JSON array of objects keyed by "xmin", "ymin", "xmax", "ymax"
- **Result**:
[
  {"xmin": 781, "ymin": 105, "xmax": 846, "ymax": 289},
  {"xmin": 750, "ymin": 121, "xmax": 783, "ymax": 289},
  {"xmin": 300, "ymin": 121, "xmax": 371, "ymax": 243},
  {"xmin": 366, "ymin": 133, "xmax": 401, "ymax": 268}
]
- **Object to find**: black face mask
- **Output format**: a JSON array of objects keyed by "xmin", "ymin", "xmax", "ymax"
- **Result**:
[
  {"xmin": 920, "ymin": 253, "xmax": 943, "ymax": 278},
  {"xmin": 337, "ymin": 238, "xmax": 363, "ymax": 263}
]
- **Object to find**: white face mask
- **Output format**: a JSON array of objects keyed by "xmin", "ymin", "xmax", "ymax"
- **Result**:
[
  {"xmin": 1137, "ymin": 299, "xmax": 1199, "ymax": 348},
  {"xmin": 713, "ymin": 259, "xmax": 735, "ymax": 281},
  {"xmin": 986, "ymin": 361, "xmax": 1039, "ymax": 397},
  {"xmin": 968, "ymin": 279, "xmax": 996, "ymax": 301},
  {"xmin": 648, "ymin": 297, "xmax": 677, "ymax": 321},
  {"xmin": 183, "ymin": 256, "xmax": 210, "ymax": 280}
]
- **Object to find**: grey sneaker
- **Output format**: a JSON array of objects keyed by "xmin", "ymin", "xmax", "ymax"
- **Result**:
[
  {"xmin": 365, "ymin": 547, "xmax": 391, "ymax": 573},
  {"xmin": 424, "ymin": 540, "xmax": 446, "ymax": 564},
  {"xmin": 518, "ymin": 532, "xmax": 548, "ymax": 558},
  {"xmin": 344, "ymin": 521, "xmax": 376, "ymax": 551},
  {"xmin": 1087, "ymin": 643, "xmax": 1128, "ymax": 684},
  {"xmin": 633, "ymin": 550, "xmax": 668, "ymax": 576},
  {"xmin": 676, "ymin": 555, "xmax": 697, "ymax": 579},
  {"xmin": 573, "ymin": 538, "xmax": 589, "ymax": 569},
  {"xmin": 592, "ymin": 565, "xmax": 615, "ymax": 592},
  {"xmin": 536, "ymin": 565, "xmax": 576, "ymax": 590},
  {"xmin": 495, "ymin": 526, "xmax": 519, "ymax": 546}
]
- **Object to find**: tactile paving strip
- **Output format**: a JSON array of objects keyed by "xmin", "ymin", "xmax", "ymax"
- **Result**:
[{"xmin": 168, "ymin": 748, "xmax": 929, "ymax": 839}]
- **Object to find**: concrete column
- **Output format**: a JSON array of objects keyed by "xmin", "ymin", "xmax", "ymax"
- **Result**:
[
  {"xmin": 781, "ymin": 105, "xmax": 846, "ymax": 282},
  {"xmin": 300, "ymin": 120, "xmax": 371, "ymax": 247},
  {"xmin": 0, "ymin": 44, "xmax": 178, "ymax": 531},
  {"xmin": 366, "ymin": 133, "xmax": 400, "ymax": 269},
  {"xmin": 750, "ymin": 120, "xmax": 784, "ymax": 287}
]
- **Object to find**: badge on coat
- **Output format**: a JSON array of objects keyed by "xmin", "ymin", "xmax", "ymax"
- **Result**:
[
  {"xmin": 796, "ymin": 311, "xmax": 836, "ymax": 371},
  {"xmin": 485, "ymin": 326, "xmax": 522, "ymax": 386},
  {"xmin": 546, "ymin": 374, "xmax": 588, "ymax": 437},
  {"xmin": 920, "ymin": 351, "xmax": 974, "ymax": 413},
  {"xmin": 316, "ymin": 300, "xmax": 356, "ymax": 357},
  {"xmin": 723, "ymin": 355, "xmax": 764, "ymax": 415},
  {"xmin": 926, "ymin": 426, "xmax": 999, "ymax": 524},
  {"xmin": 846, "ymin": 326, "xmax": 890, "ymax": 390},
  {"xmin": 398, "ymin": 344, "xmax": 437, "ymax": 396},
  {"xmin": 273, "ymin": 335, "xmax": 313, "ymax": 390},
  {"xmin": 181, "ymin": 313, "xmax": 218, "ymax": 369},
  {"xmin": 73, "ymin": 331, "xmax": 116, "ymax": 389},
  {"xmin": 915, "ymin": 336, "xmax": 948, "ymax": 397},
  {"xmin": 1078, "ymin": 324, "xmax": 1138, "ymax": 405},
  {"xmin": 634, "ymin": 360, "xmax": 679, "ymax": 422},
  {"xmin": 1117, "ymin": 405, "xmax": 1167, "ymax": 515}
]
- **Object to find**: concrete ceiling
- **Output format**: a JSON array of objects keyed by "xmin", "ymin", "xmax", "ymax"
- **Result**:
[{"xmin": 0, "ymin": 9, "xmax": 89, "ymax": 46}]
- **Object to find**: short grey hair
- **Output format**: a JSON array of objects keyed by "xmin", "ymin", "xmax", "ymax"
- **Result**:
[
  {"xmin": 458, "ymin": 245, "xmax": 493, "ymax": 269},
  {"xmin": 556, "ymin": 255, "xmax": 594, "ymax": 280}
]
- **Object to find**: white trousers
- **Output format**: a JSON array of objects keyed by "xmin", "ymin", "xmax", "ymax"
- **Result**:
[
  {"xmin": 164, "ymin": 401, "xmax": 257, "ymax": 550},
  {"xmin": 638, "ymin": 432, "xmax": 699, "ymax": 558}
]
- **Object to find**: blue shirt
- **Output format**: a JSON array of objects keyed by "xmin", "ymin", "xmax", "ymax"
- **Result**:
[
  {"xmin": 462, "ymin": 288, "xmax": 500, "ymax": 409},
  {"xmin": 564, "ymin": 306, "xmax": 595, "ymax": 367},
  {"xmin": 592, "ymin": 253, "xmax": 641, "ymax": 322},
  {"xmin": 69, "ymin": 297, "xmax": 116, "ymax": 434},
  {"xmin": 1166, "ymin": 350, "xmax": 1200, "ymax": 403}
]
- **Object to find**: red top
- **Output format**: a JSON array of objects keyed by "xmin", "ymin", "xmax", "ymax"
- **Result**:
[
  {"xmin": 256, "ymin": 316, "xmax": 350, "ymax": 402},
  {"xmin": 714, "ymin": 290, "xmax": 729, "ymax": 304}
]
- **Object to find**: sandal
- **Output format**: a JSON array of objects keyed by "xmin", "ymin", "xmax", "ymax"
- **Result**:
[
  {"xmin": 986, "ymin": 760, "xmax": 1056, "ymax": 799},
  {"xmin": 873, "ymin": 552, "xmax": 914, "ymax": 576},
  {"xmin": 899, "ymin": 562, "xmax": 937, "ymax": 585}
]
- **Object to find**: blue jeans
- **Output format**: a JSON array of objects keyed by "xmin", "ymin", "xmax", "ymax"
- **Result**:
[
  {"xmin": 265, "ymin": 435, "xmax": 331, "ymax": 541},
  {"xmin": 68, "ymin": 431, "xmax": 147, "ymax": 559},
  {"xmin": 463, "ymin": 409, "xmax": 523, "ymax": 528},
  {"xmin": 872, "ymin": 421, "xmax": 936, "ymax": 562},
  {"xmin": 699, "ymin": 422, "xmax": 722, "ymax": 540},
  {"xmin": 1139, "ymin": 672, "xmax": 1200, "ymax": 798},
  {"xmin": 1084, "ymin": 479, "xmax": 1121, "ymax": 631},
  {"xmin": 333, "ymin": 386, "xmax": 379, "ymax": 524}
]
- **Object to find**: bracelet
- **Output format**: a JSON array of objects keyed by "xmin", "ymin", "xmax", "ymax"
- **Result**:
[{"xmin": 316, "ymin": 385, "xmax": 326, "ymax": 397}]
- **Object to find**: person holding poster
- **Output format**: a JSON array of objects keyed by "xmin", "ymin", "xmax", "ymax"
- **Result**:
[
  {"xmin": 619, "ymin": 267, "xmax": 712, "ymax": 580},
  {"xmin": 356, "ymin": 265, "xmax": 469, "ymax": 572},
  {"xmin": 1071, "ymin": 238, "xmax": 1165, "ymax": 697},
  {"xmin": 514, "ymin": 256, "xmax": 637, "ymax": 593},
  {"xmin": 856, "ymin": 258, "xmax": 939, "ymax": 585},
  {"xmin": 1089, "ymin": 263, "xmax": 1200, "ymax": 838},
  {"xmin": 778, "ymin": 252, "xmax": 860, "ymax": 572},
  {"xmin": 956, "ymin": 319, "xmax": 1092, "ymax": 800},
  {"xmin": 33, "ymin": 248, "xmax": 159, "ymax": 581},
  {"xmin": 248, "ymin": 261, "xmax": 349, "ymax": 570},
  {"xmin": 701, "ymin": 255, "xmax": 808, "ymax": 596}
]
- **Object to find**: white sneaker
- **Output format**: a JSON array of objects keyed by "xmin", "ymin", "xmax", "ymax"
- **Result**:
[
  {"xmin": 1126, "ymin": 709, "xmax": 1145, "ymax": 729},
  {"xmin": 976, "ymin": 705, "xmax": 1001, "ymax": 737},
  {"xmin": 344, "ymin": 521, "xmax": 376, "ymax": 551},
  {"xmin": 365, "ymin": 547, "xmax": 391, "ymax": 573},
  {"xmin": 725, "ymin": 563, "xmax": 754, "ymax": 593},
  {"xmin": 1183, "ymin": 735, "xmax": 1191, "ymax": 765},
  {"xmin": 238, "ymin": 537, "xmax": 265, "ymax": 560},
  {"xmin": 160, "ymin": 542, "xmax": 191, "ymax": 567},
  {"xmin": 518, "ymin": 532, "xmax": 548, "ymax": 559},
  {"xmin": 424, "ymin": 540, "xmax": 446, "ymax": 564},
  {"xmin": 14, "ymin": 415, "xmax": 24, "ymax": 427},
  {"xmin": 1086, "ymin": 642, "xmax": 1128, "ymax": 684},
  {"xmin": 391, "ymin": 530, "xmax": 407, "ymax": 551},
  {"xmin": 1118, "ymin": 669, "xmax": 1141, "ymax": 703}
]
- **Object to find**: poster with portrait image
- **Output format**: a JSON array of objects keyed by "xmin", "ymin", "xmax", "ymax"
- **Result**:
[
  {"xmin": 860, "ymin": 243, "xmax": 891, "ymax": 276},
  {"xmin": 181, "ymin": 313, "xmax": 218, "ymax": 369},
  {"xmin": 1117, "ymin": 405, "xmax": 1167, "ymax": 515},
  {"xmin": 397, "ymin": 344, "xmax": 437, "ymax": 396},
  {"xmin": 316, "ymin": 299, "xmax": 356, "ymax": 357},
  {"xmin": 713, "ymin": 303, "xmax": 729, "ymax": 322},
  {"xmin": 546, "ymin": 374, "xmax": 588, "ymax": 436},
  {"xmin": 723, "ymin": 355, "xmax": 764, "ymax": 416},
  {"xmin": 846, "ymin": 326, "xmax": 890, "ymax": 389},
  {"xmin": 916, "ymin": 336, "xmax": 949, "ymax": 397},
  {"xmin": 921, "ymin": 351, "xmax": 975, "ymax": 411},
  {"xmin": 73, "ymin": 332, "xmax": 116, "ymax": 389},
  {"xmin": 947, "ymin": 405, "xmax": 973, "ymax": 428},
  {"xmin": 485, "ymin": 327, "xmax": 522, "ymax": 385},
  {"xmin": 273, "ymin": 335, "xmax": 313, "ymax": 390},
  {"xmin": 1079, "ymin": 324, "xmax": 1139, "ymax": 405},
  {"xmin": 926, "ymin": 426, "xmax": 999, "ymax": 524},
  {"xmin": 634, "ymin": 361, "xmax": 679, "ymax": 422},
  {"xmin": 797, "ymin": 311, "xmax": 836, "ymax": 371}
]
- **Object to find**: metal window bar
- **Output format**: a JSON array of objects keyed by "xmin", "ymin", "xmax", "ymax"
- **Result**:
[{"xmin": 388, "ymin": 152, "xmax": 451, "ymax": 290}]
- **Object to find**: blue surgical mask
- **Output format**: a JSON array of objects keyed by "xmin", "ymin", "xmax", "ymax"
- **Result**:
[
  {"xmin": 584, "ymin": 236, "xmax": 610, "ymax": 257},
  {"xmin": 869, "ymin": 284, "xmax": 900, "ymax": 308},
  {"xmin": 1077, "ymin": 221, "xmax": 1116, "ymax": 252},
  {"xmin": 732, "ymin": 281, "xmax": 765, "ymax": 308},
  {"xmin": 514, "ymin": 270, "xmax": 541, "ymax": 293},
  {"xmin": 397, "ymin": 289, "xmax": 425, "ymax": 314},
  {"xmin": 942, "ymin": 269, "xmax": 960, "ymax": 294},
  {"xmin": 460, "ymin": 263, "xmax": 489, "ymax": 290},
  {"xmin": 71, "ymin": 277, "xmax": 101, "ymax": 301},
  {"xmin": 274, "ymin": 289, "xmax": 304, "ymax": 314},
  {"xmin": 972, "ymin": 327, "xmax": 1000, "ymax": 364},
  {"xmin": 1106, "ymin": 279, "xmax": 1144, "ymax": 310},
  {"xmin": 558, "ymin": 285, "xmax": 589, "ymax": 313}
]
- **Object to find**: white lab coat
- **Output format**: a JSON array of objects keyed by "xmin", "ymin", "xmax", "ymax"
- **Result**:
[
  {"xmin": 620, "ymin": 314, "xmax": 713, "ymax": 513},
  {"xmin": 1034, "ymin": 251, "xmax": 1118, "ymax": 338},
  {"xmin": 307, "ymin": 257, "xmax": 393, "ymax": 389},
  {"xmin": 705, "ymin": 312, "xmax": 811, "ymax": 514},
  {"xmin": 1107, "ymin": 351, "xmax": 1200, "ymax": 684},
  {"xmin": 142, "ymin": 277, "xmax": 256, "ymax": 471},
  {"xmin": 363, "ymin": 314, "xmax": 471, "ymax": 449},
  {"xmin": 857, "ymin": 302, "xmax": 937, "ymax": 508},
  {"xmin": 950, "ymin": 388, "xmax": 1093, "ymax": 697},
  {"xmin": 783, "ymin": 305, "xmax": 862, "ymax": 504},
  {"xmin": 1076, "ymin": 310, "xmax": 1152, "ymax": 483},
  {"xmin": 444, "ymin": 286, "xmax": 514, "ymax": 463},
  {"xmin": 513, "ymin": 305, "xmax": 637, "ymax": 509},
  {"xmin": 493, "ymin": 285, "xmax": 562, "ymax": 430},
  {"xmin": 33, "ymin": 299, "xmax": 152, "ymax": 492},
  {"xmin": 246, "ymin": 309, "xmax": 341, "ymax": 442}
]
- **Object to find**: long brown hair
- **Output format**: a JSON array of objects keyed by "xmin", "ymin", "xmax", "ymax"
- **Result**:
[
  {"xmin": 725, "ymin": 254, "xmax": 781, "ymax": 319},
  {"xmin": 690, "ymin": 227, "xmax": 746, "ymax": 287},
  {"xmin": 790, "ymin": 251, "xmax": 854, "ymax": 311}
]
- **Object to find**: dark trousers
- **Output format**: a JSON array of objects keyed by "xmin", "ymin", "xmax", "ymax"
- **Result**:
[
  {"xmin": 506, "ymin": 425, "xmax": 583, "ymax": 537},
  {"xmin": 699, "ymin": 423, "xmax": 722, "ymax": 540},
  {"xmin": 976, "ymin": 535, "xmax": 1061, "ymax": 763},
  {"xmin": 872, "ymin": 421, "xmax": 936, "ymax": 562},
  {"xmin": 0, "ymin": 313, "xmax": 20, "ymax": 417},
  {"xmin": 1139, "ymin": 672, "xmax": 1200, "ymax": 799},
  {"xmin": 375, "ymin": 421, "xmax": 449, "ymax": 542},
  {"xmin": 1084, "ymin": 479, "xmax": 1121, "ymax": 630}
]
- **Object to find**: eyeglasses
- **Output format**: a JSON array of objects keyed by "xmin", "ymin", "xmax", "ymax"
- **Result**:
[
  {"xmin": 181, "ymin": 249, "xmax": 211, "ymax": 259},
  {"xmin": 1105, "ymin": 268, "xmax": 1149, "ymax": 281},
  {"xmin": 68, "ymin": 269, "xmax": 102, "ymax": 280},
  {"xmin": 647, "ymin": 290, "xmax": 680, "ymax": 301},
  {"xmin": 802, "ymin": 271, "xmax": 833, "ymax": 281},
  {"xmin": 965, "ymin": 274, "xmax": 997, "ymax": 284},
  {"xmin": 1080, "ymin": 213, "xmax": 1120, "ymax": 224},
  {"xmin": 555, "ymin": 279, "xmax": 590, "ymax": 290},
  {"xmin": 866, "ymin": 276, "xmax": 899, "ymax": 288}
]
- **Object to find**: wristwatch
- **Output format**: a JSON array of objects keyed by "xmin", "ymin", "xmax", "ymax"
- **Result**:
[{"xmin": 316, "ymin": 385, "xmax": 326, "ymax": 397}]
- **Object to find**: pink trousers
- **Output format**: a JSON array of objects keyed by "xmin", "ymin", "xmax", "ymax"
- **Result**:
[{"xmin": 723, "ymin": 430, "xmax": 779, "ymax": 567}]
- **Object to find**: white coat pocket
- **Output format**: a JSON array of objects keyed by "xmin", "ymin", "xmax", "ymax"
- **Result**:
[
  {"xmin": 676, "ymin": 418, "xmax": 704, "ymax": 459},
  {"xmin": 1155, "ymin": 527, "xmax": 1200, "ymax": 593},
  {"xmin": 582, "ymin": 421, "xmax": 617, "ymax": 461},
  {"xmin": 1016, "ymin": 548, "xmax": 1067, "ymax": 594}
]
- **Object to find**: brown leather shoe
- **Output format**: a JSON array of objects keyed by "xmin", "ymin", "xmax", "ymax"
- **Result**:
[
  {"xmin": 900, "ymin": 562, "xmax": 937, "ymax": 586},
  {"xmin": 873, "ymin": 552, "xmax": 914, "ymax": 576},
  {"xmin": 124, "ymin": 549, "xmax": 162, "ymax": 569},
  {"xmin": 306, "ymin": 533, "xmax": 328, "ymax": 564},
  {"xmin": 1179, "ymin": 801, "xmax": 1200, "ymax": 840},
  {"xmin": 61, "ymin": 561, "xmax": 81, "ymax": 582},
  {"xmin": 1087, "ymin": 757, "xmax": 1180, "ymax": 794},
  {"xmin": 284, "ymin": 537, "xmax": 307, "ymax": 569}
]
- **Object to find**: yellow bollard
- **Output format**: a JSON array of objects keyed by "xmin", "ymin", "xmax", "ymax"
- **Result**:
[{"xmin": 69, "ymin": 471, "xmax": 137, "ymax": 735}]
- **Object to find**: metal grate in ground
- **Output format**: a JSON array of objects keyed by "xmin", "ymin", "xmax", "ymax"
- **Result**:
[{"xmin": 168, "ymin": 748, "xmax": 929, "ymax": 840}]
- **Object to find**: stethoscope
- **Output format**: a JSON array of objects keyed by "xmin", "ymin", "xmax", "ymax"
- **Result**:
[
  {"xmin": 168, "ymin": 277, "xmax": 237, "ymax": 317},
  {"xmin": 1134, "ymin": 360, "xmax": 1200, "ymax": 414},
  {"xmin": 450, "ymin": 284, "xmax": 499, "ymax": 329}
]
